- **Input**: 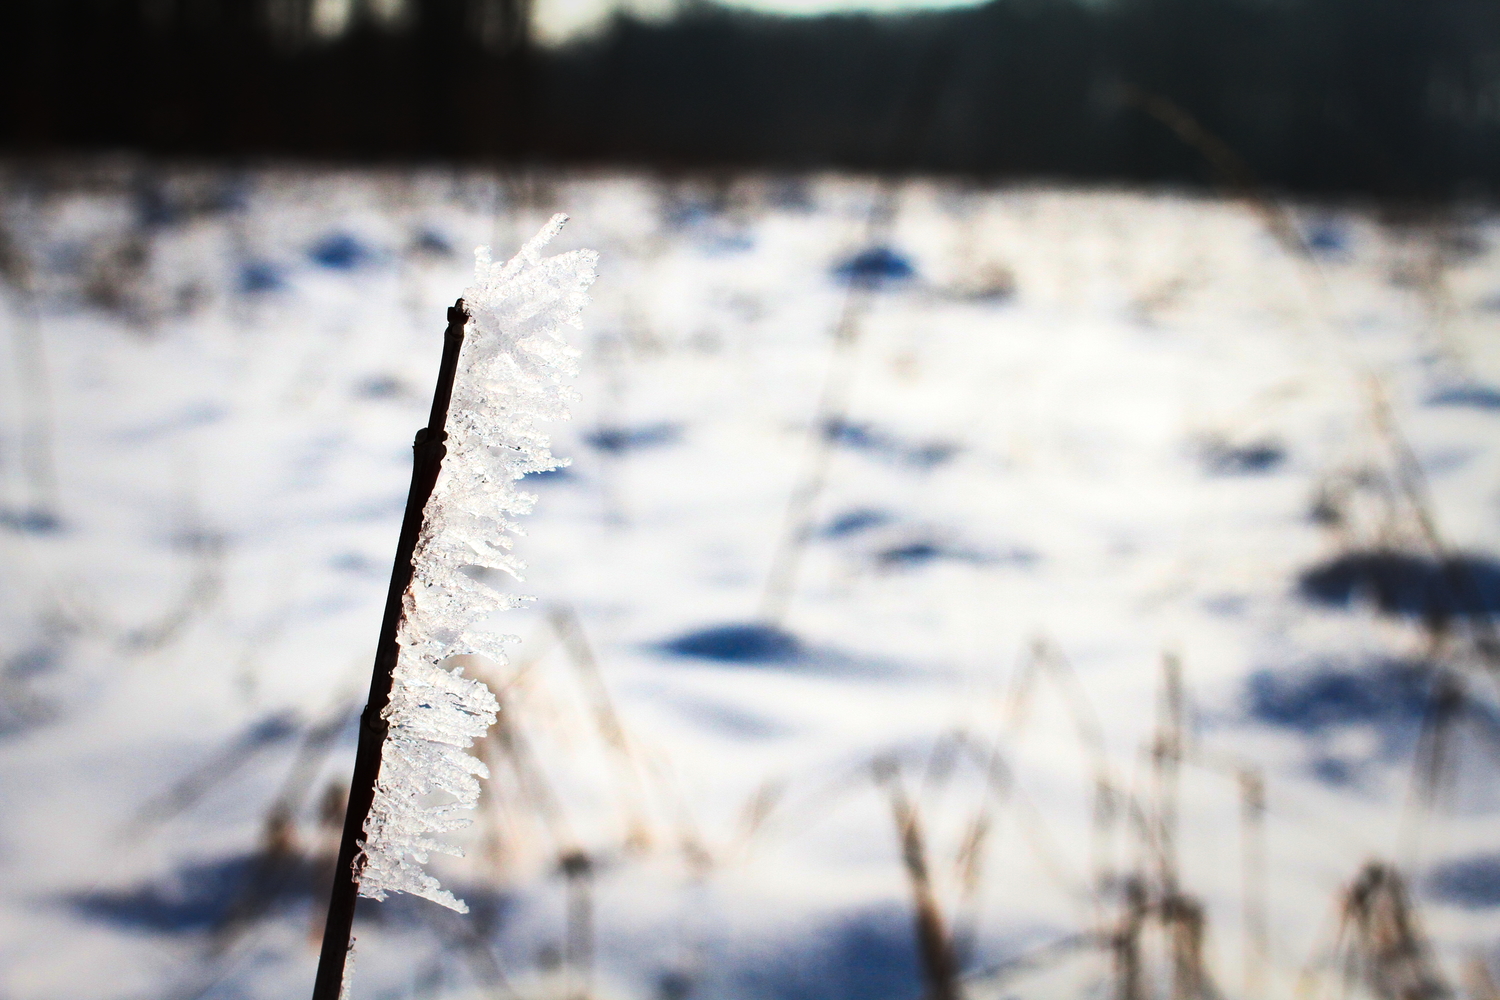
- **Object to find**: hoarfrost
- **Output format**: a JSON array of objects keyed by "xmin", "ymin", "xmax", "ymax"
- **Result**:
[
  {"xmin": 338, "ymin": 939, "xmax": 356, "ymax": 1000},
  {"xmin": 356, "ymin": 214, "xmax": 598, "ymax": 913}
]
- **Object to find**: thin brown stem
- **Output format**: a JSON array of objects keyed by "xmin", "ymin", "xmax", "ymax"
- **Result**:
[
  {"xmin": 310, "ymin": 299, "xmax": 469, "ymax": 1000},
  {"xmin": 1240, "ymin": 769, "xmax": 1269, "ymax": 1000},
  {"xmin": 560, "ymin": 850, "xmax": 595, "ymax": 1000},
  {"xmin": 882, "ymin": 770, "xmax": 961, "ymax": 1000}
]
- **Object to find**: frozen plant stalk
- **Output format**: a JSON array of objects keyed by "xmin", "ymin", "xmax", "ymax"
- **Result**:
[{"xmin": 356, "ymin": 214, "xmax": 598, "ymax": 913}]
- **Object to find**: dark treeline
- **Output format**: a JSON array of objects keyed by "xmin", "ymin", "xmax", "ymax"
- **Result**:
[{"xmin": 3, "ymin": 0, "xmax": 1499, "ymax": 197}]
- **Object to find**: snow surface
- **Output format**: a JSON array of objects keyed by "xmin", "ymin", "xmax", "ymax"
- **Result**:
[{"xmin": 0, "ymin": 163, "xmax": 1498, "ymax": 1000}]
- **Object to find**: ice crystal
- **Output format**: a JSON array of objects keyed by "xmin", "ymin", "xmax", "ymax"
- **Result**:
[
  {"xmin": 338, "ymin": 939, "xmax": 356, "ymax": 1000},
  {"xmin": 356, "ymin": 214, "xmax": 598, "ymax": 913}
]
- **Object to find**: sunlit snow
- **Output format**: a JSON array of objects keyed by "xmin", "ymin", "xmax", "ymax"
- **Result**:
[{"xmin": 0, "ymin": 165, "xmax": 1497, "ymax": 1000}]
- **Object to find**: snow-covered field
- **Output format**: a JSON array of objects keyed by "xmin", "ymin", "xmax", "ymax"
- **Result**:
[{"xmin": 1, "ymin": 162, "xmax": 1498, "ymax": 1000}]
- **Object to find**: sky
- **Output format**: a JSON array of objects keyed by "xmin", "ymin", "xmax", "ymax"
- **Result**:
[{"xmin": 533, "ymin": 0, "xmax": 990, "ymax": 45}]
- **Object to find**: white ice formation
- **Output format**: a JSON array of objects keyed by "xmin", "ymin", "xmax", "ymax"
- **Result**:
[
  {"xmin": 338, "ymin": 939, "xmax": 356, "ymax": 1000},
  {"xmin": 356, "ymin": 214, "xmax": 598, "ymax": 913}
]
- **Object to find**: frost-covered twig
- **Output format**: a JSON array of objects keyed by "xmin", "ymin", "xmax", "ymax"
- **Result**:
[{"xmin": 312, "ymin": 215, "xmax": 597, "ymax": 1000}]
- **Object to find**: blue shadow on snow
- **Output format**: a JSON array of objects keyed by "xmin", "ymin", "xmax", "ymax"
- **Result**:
[
  {"xmin": 833, "ymin": 247, "xmax": 915, "ymax": 288},
  {"xmin": 1246, "ymin": 658, "xmax": 1500, "ymax": 788},
  {"xmin": 71, "ymin": 854, "xmax": 306, "ymax": 933},
  {"xmin": 71, "ymin": 851, "xmax": 515, "ymax": 934},
  {"xmin": 585, "ymin": 423, "xmax": 681, "ymax": 454},
  {"xmin": 410, "ymin": 228, "xmax": 453, "ymax": 257},
  {"xmin": 355, "ymin": 374, "xmax": 405, "ymax": 399},
  {"xmin": 309, "ymin": 233, "xmax": 375, "ymax": 271},
  {"xmin": 1200, "ymin": 440, "xmax": 1285, "ymax": 475},
  {"xmin": 822, "ymin": 509, "xmax": 893, "ymax": 538},
  {"xmin": 1298, "ymin": 550, "xmax": 1500, "ymax": 619},
  {"xmin": 729, "ymin": 907, "xmax": 923, "ymax": 1000},
  {"xmin": 661, "ymin": 623, "xmax": 803, "ymax": 664},
  {"xmin": 669, "ymin": 697, "xmax": 794, "ymax": 739},
  {"xmin": 876, "ymin": 540, "xmax": 1036, "ymax": 570},
  {"xmin": 239, "ymin": 261, "xmax": 285, "ymax": 294},
  {"xmin": 655, "ymin": 623, "xmax": 908, "ymax": 679},
  {"xmin": 1247, "ymin": 659, "xmax": 1441, "ymax": 787},
  {"xmin": 1247, "ymin": 660, "xmax": 1435, "ymax": 735},
  {"xmin": 1303, "ymin": 220, "xmax": 1348, "ymax": 257},
  {"xmin": 824, "ymin": 418, "xmax": 955, "ymax": 468},
  {"xmin": 0, "ymin": 508, "xmax": 63, "ymax": 533},
  {"xmin": 1427, "ymin": 855, "xmax": 1500, "ymax": 909},
  {"xmin": 1428, "ymin": 384, "xmax": 1500, "ymax": 410}
]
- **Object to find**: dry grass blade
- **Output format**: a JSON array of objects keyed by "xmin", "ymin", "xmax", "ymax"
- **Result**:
[
  {"xmin": 878, "ymin": 763, "xmax": 962, "ymax": 1000},
  {"xmin": 1338, "ymin": 862, "xmax": 1450, "ymax": 1000},
  {"xmin": 1239, "ymin": 769, "xmax": 1269, "ymax": 1000},
  {"xmin": 949, "ymin": 806, "xmax": 991, "ymax": 967},
  {"xmin": 953, "ymin": 732, "xmax": 1092, "ymax": 906},
  {"xmin": 549, "ymin": 605, "xmax": 655, "ymax": 850},
  {"xmin": 560, "ymin": 849, "xmax": 595, "ymax": 1000},
  {"xmin": 1007, "ymin": 638, "xmax": 1120, "ymax": 917},
  {"xmin": 1162, "ymin": 892, "xmax": 1212, "ymax": 1000},
  {"xmin": 757, "ymin": 178, "xmax": 897, "ymax": 625},
  {"xmin": 1397, "ymin": 668, "xmax": 1466, "ymax": 865},
  {"xmin": 486, "ymin": 693, "xmax": 573, "ymax": 851},
  {"xmin": 1153, "ymin": 654, "xmax": 1186, "ymax": 896},
  {"xmin": 729, "ymin": 777, "xmax": 786, "ymax": 860},
  {"xmin": 1118, "ymin": 84, "xmax": 1306, "ymax": 259},
  {"xmin": 1113, "ymin": 877, "xmax": 1149, "ymax": 1000}
]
